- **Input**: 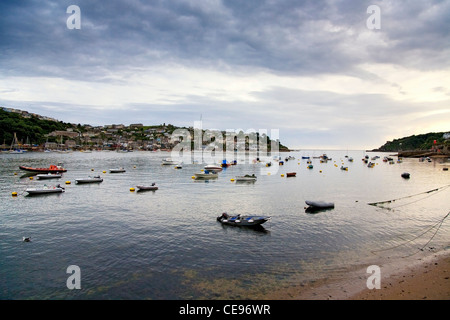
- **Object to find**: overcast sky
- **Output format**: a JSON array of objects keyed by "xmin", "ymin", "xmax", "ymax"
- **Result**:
[{"xmin": 1, "ymin": 0, "xmax": 449, "ymax": 149}]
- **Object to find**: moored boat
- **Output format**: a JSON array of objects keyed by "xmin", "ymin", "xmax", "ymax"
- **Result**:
[
  {"xmin": 161, "ymin": 158, "xmax": 177, "ymax": 165},
  {"xmin": 217, "ymin": 213, "xmax": 271, "ymax": 227},
  {"xmin": 76, "ymin": 176, "xmax": 103, "ymax": 184},
  {"xmin": 204, "ymin": 164, "xmax": 223, "ymax": 172},
  {"xmin": 109, "ymin": 168, "xmax": 126, "ymax": 173},
  {"xmin": 235, "ymin": 174, "xmax": 257, "ymax": 182},
  {"xmin": 20, "ymin": 164, "xmax": 67, "ymax": 173},
  {"xmin": 136, "ymin": 183, "xmax": 158, "ymax": 191},
  {"xmin": 36, "ymin": 173, "xmax": 62, "ymax": 180},
  {"xmin": 194, "ymin": 171, "xmax": 218, "ymax": 179},
  {"xmin": 305, "ymin": 200, "xmax": 334, "ymax": 209},
  {"xmin": 26, "ymin": 185, "xmax": 65, "ymax": 195},
  {"xmin": 286, "ymin": 172, "xmax": 296, "ymax": 177}
]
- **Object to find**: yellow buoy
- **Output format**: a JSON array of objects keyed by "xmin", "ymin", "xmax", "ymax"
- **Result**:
[
  {"xmin": 65, "ymin": 181, "xmax": 71, "ymax": 184},
  {"xmin": 14, "ymin": 172, "xmax": 17, "ymax": 175},
  {"xmin": 192, "ymin": 176, "xmax": 195, "ymax": 179},
  {"xmin": 103, "ymin": 171, "xmax": 106, "ymax": 173},
  {"xmin": 281, "ymin": 174, "xmax": 284, "ymax": 177},
  {"xmin": 268, "ymin": 172, "xmax": 271, "ymax": 175},
  {"xmin": 29, "ymin": 177, "xmax": 33, "ymax": 180},
  {"xmin": 230, "ymin": 178, "xmax": 235, "ymax": 182},
  {"xmin": 12, "ymin": 192, "xmax": 18, "ymax": 197},
  {"xmin": 130, "ymin": 187, "xmax": 135, "ymax": 192},
  {"xmin": 320, "ymin": 170, "xmax": 322, "ymax": 173}
]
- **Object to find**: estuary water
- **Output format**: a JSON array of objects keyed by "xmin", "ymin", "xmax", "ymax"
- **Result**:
[{"xmin": 0, "ymin": 150, "xmax": 449, "ymax": 299}]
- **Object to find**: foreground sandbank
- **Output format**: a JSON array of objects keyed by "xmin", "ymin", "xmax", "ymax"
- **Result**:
[{"xmin": 260, "ymin": 250, "xmax": 450, "ymax": 300}]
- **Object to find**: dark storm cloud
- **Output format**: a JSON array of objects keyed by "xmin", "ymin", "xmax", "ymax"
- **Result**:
[{"xmin": 2, "ymin": 0, "xmax": 448, "ymax": 80}]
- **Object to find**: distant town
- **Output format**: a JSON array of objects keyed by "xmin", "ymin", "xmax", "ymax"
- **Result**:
[{"xmin": 1, "ymin": 107, "xmax": 287, "ymax": 152}]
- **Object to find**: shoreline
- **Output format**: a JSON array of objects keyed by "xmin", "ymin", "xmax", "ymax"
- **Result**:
[
  {"xmin": 261, "ymin": 250, "xmax": 450, "ymax": 300},
  {"xmin": 350, "ymin": 250, "xmax": 450, "ymax": 300}
]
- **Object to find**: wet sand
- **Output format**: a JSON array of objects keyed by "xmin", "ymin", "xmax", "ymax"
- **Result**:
[
  {"xmin": 350, "ymin": 252, "xmax": 450, "ymax": 300},
  {"xmin": 261, "ymin": 250, "xmax": 450, "ymax": 300}
]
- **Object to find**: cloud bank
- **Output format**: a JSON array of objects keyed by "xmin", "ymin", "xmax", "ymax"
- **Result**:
[{"xmin": 1, "ymin": 0, "xmax": 449, "ymax": 149}]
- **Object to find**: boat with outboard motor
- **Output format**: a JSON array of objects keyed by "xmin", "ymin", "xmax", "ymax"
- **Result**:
[
  {"xmin": 136, "ymin": 183, "xmax": 158, "ymax": 191},
  {"xmin": 217, "ymin": 213, "xmax": 271, "ymax": 227}
]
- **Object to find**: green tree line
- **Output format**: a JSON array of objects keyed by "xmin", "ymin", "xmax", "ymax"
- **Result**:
[
  {"xmin": 375, "ymin": 132, "xmax": 448, "ymax": 151},
  {"xmin": 0, "ymin": 109, "xmax": 71, "ymax": 146}
]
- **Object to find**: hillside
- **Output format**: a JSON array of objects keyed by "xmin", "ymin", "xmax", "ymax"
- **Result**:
[
  {"xmin": 0, "ymin": 108, "xmax": 72, "ymax": 146},
  {"xmin": 0, "ymin": 108, "xmax": 290, "ymax": 151},
  {"xmin": 372, "ymin": 131, "xmax": 449, "ymax": 153}
]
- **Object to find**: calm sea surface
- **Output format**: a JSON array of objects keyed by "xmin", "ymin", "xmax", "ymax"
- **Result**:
[{"xmin": 1, "ymin": 150, "xmax": 449, "ymax": 299}]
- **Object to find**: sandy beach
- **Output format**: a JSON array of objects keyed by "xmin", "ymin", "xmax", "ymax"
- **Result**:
[
  {"xmin": 261, "ymin": 250, "xmax": 450, "ymax": 300},
  {"xmin": 350, "ymin": 252, "xmax": 450, "ymax": 300}
]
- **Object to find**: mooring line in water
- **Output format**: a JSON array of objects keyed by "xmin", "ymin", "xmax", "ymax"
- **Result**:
[
  {"xmin": 371, "ymin": 210, "xmax": 450, "ymax": 257},
  {"xmin": 367, "ymin": 184, "xmax": 450, "ymax": 208}
]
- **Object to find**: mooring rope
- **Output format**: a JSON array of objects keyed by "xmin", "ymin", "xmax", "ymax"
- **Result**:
[
  {"xmin": 371, "ymin": 210, "xmax": 450, "ymax": 257},
  {"xmin": 367, "ymin": 184, "xmax": 450, "ymax": 208}
]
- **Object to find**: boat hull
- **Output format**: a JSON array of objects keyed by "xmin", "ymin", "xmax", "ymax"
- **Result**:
[
  {"xmin": 36, "ymin": 174, "xmax": 62, "ymax": 180},
  {"xmin": 75, "ymin": 179, "xmax": 103, "ymax": 184},
  {"xmin": 26, "ymin": 188, "xmax": 65, "ymax": 195},
  {"xmin": 204, "ymin": 165, "xmax": 223, "ymax": 172},
  {"xmin": 109, "ymin": 169, "xmax": 126, "ymax": 173},
  {"xmin": 286, "ymin": 172, "xmax": 296, "ymax": 177},
  {"xmin": 20, "ymin": 166, "xmax": 67, "ymax": 173},
  {"xmin": 194, "ymin": 173, "xmax": 218, "ymax": 179},
  {"xmin": 217, "ymin": 214, "xmax": 270, "ymax": 227},
  {"xmin": 136, "ymin": 186, "xmax": 158, "ymax": 191},
  {"xmin": 235, "ymin": 176, "xmax": 257, "ymax": 182}
]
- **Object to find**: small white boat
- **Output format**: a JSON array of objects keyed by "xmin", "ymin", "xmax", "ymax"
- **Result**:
[
  {"xmin": 36, "ymin": 173, "xmax": 62, "ymax": 180},
  {"xmin": 26, "ymin": 185, "xmax": 65, "ymax": 195},
  {"xmin": 235, "ymin": 175, "xmax": 257, "ymax": 182},
  {"xmin": 194, "ymin": 172, "xmax": 218, "ymax": 179},
  {"xmin": 204, "ymin": 164, "xmax": 223, "ymax": 172},
  {"xmin": 109, "ymin": 168, "xmax": 126, "ymax": 173},
  {"xmin": 161, "ymin": 158, "xmax": 177, "ymax": 165},
  {"xmin": 75, "ymin": 176, "xmax": 103, "ymax": 184}
]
